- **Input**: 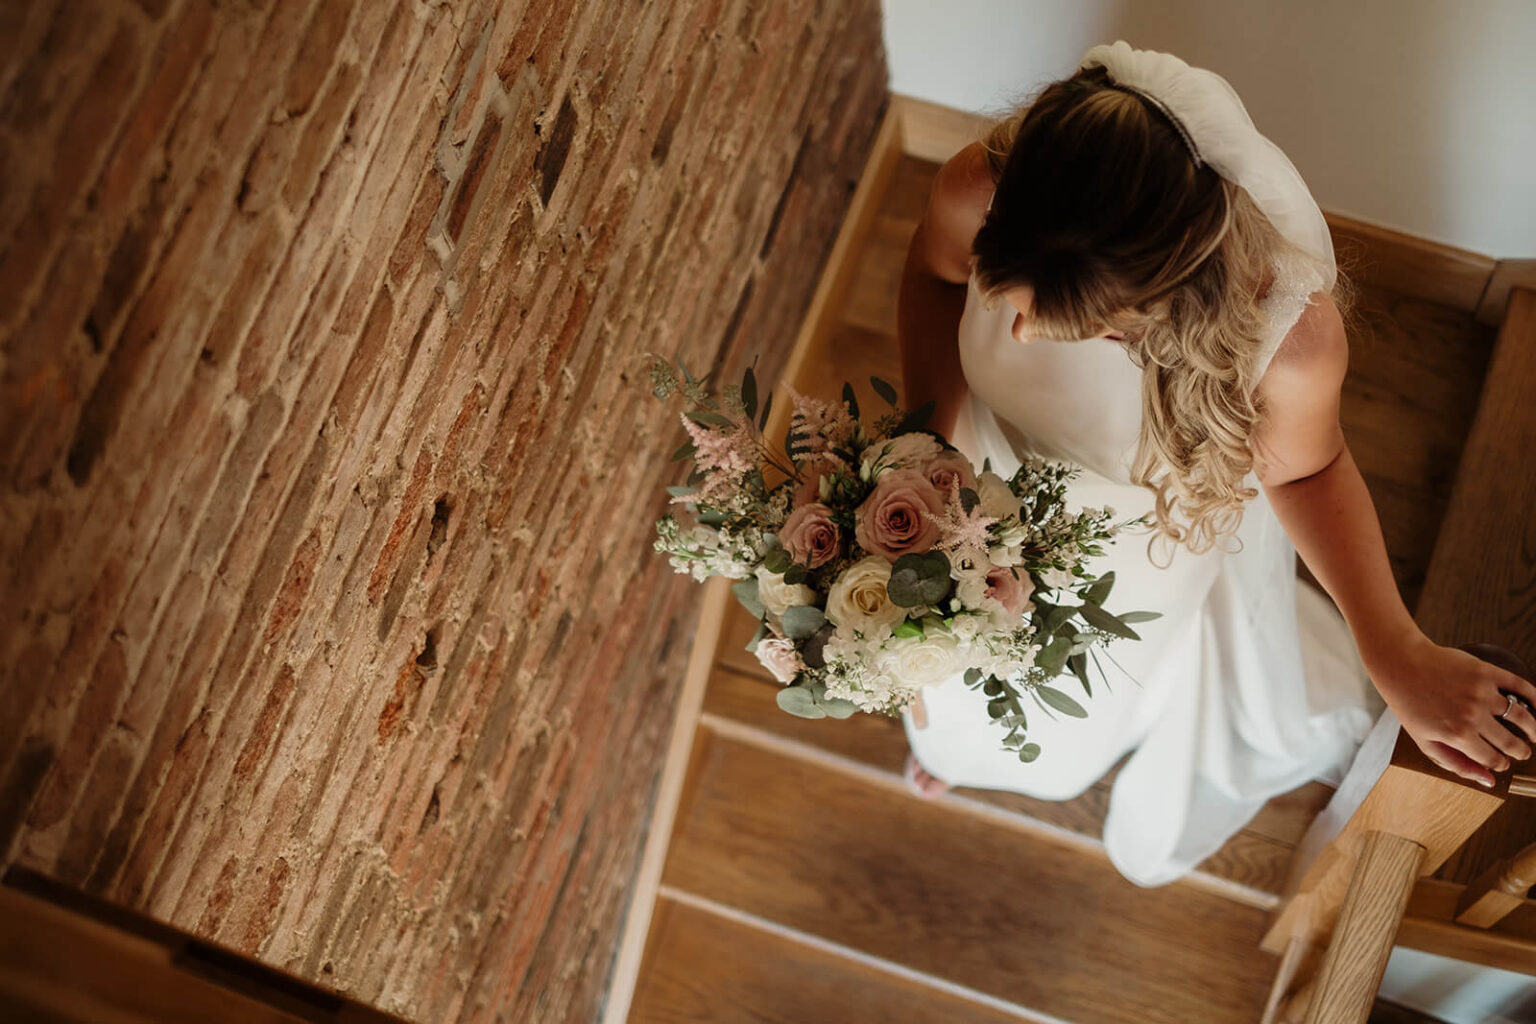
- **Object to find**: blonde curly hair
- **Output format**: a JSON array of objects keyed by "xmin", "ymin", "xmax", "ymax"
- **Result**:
[{"xmin": 972, "ymin": 66, "xmax": 1349, "ymax": 557}]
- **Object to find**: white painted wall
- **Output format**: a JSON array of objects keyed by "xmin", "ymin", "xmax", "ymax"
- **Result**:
[{"xmin": 881, "ymin": 0, "xmax": 1536, "ymax": 257}]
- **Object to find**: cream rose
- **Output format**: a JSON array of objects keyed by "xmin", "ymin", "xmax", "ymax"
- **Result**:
[
  {"xmin": 853, "ymin": 468, "xmax": 945, "ymax": 561},
  {"xmin": 780, "ymin": 502, "xmax": 841, "ymax": 568},
  {"xmin": 755, "ymin": 566, "xmax": 816, "ymax": 617},
  {"xmin": 880, "ymin": 629, "xmax": 963, "ymax": 688},
  {"xmin": 825, "ymin": 556, "xmax": 908, "ymax": 637},
  {"xmin": 755, "ymin": 636, "xmax": 804, "ymax": 683}
]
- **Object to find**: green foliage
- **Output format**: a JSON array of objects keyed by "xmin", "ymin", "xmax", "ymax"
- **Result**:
[
  {"xmin": 781, "ymin": 605, "xmax": 826, "ymax": 640},
  {"xmin": 731, "ymin": 578, "xmax": 764, "ymax": 619},
  {"xmin": 870, "ymin": 376, "xmax": 899, "ymax": 405},
  {"xmin": 1036, "ymin": 684, "xmax": 1088, "ymax": 719},
  {"xmin": 888, "ymin": 551, "xmax": 951, "ymax": 607},
  {"xmin": 1079, "ymin": 602, "xmax": 1140, "ymax": 640}
]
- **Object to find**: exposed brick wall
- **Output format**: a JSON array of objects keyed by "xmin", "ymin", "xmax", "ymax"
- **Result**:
[{"xmin": 0, "ymin": 1, "xmax": 886, "ymax": 1019}]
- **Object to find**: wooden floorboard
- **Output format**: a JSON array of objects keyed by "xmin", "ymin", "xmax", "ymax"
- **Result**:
[
  {"xmin": 662, "ymin": 730, "xmax": 1277, "ymax": 1024},
  {"xmin": 630, "ymin": 894, "xmax": 1046, "ymax": 1024}
]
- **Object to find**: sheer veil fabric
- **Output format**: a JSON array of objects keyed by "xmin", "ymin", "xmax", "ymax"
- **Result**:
[{"xmin": 900, "ymin": 42, "xmax": 1382, "ymax": 887}]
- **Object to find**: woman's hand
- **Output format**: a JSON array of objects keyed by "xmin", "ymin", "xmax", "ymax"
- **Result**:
[{"xmin": 1366, "ymin": 633, "xmax": 1536, "ymax": 787}]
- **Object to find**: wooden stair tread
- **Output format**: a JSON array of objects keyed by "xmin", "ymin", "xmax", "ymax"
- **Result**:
[
  {"xmin": 629, "ymin": 893, "xmax": 1045, "ymax": 1023},
  {"xmin": 662, "ymin": 729, "xmax": 1278, "ymax": 1024},
  {"xmin": 714, "ymin": 601, "xmax": 1333, "ymax": 897}
]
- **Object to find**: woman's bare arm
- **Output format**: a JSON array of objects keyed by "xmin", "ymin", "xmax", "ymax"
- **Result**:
[
  {"xmin": 897, "ymin": 143, "xmax": 993, "ymax": 438},
  {"xmin": 1255, "ymin": 295, "xmax": 1536, "ymax": 786}
]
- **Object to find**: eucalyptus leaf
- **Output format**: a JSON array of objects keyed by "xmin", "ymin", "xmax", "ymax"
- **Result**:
[
  {"xmin": 1069, "ymin": 652, "xmax": 1092, "ymax": 697},
  {"xmin": 801, "ymin": 624, "xmax": 834, "ymax": 669},
  {"xmin": 763, "ymin": 549, "xmax": 791, "ymax": 574},
  {"xmin": 781, "ymin": 605, "xmax": 826, "ymax": 640},
  {"xmin": 1042, "ymin": 602, "xmax": 1079, "ymax": 636},
  {"xmin": 963, "ymin": 667, "xmax": 983, "ymax": 687},
  {"xmin": 731, "ymin": 578, "xmax": 764, "ymax": 619},
  {"xmin": 807, "ymin": 679, "xmax": 828, "ymax": 702},
  {"xmin": 870, "ymin": 376, "xmax": 898, "ymax": 405},
  {"xmin": 842, "ymin": 382, "xmax": 859, "ymax": 420},
  {"xmin": 1079, "ymin": 602, "xmax": 1141, "ymax": 640},
  {"xmin": 665, "ymin": 485, "xmax": 697, "ymax": 498},
  {"xmin": 1085, "ymin": 571, "xmax": 1116, "ymax": 607},
  {"xmin": 1036, "ymin": 635, "xmax": 1072, "ymax": 676},
  {"xmin": 959, "ymin": 487, "xmax": 980, "ymax": 514},
  {"xmin": 982, "ymin": 676, "xmax": 1003, "ymax": 697},
  {"xmin": 777, "ymin": 686, "xmax": 826, "ymax": 719},
  {"xmin": 1037, "ymin": 684, "xmax": 1088, "ymax": 718},
  {"xmin": 1118, "ymin": 610, "xmax": 1163, "ymax": 624},
  {"xmin": 821, "ymin": 697, "xmax": 859, "ymax": 719},
  {"xmin": 758, "ymin": 392, "xmax": 773, "ymax": 431},
  {"xmin": 888, "ymin": 551, "xmax": 952, "ymax": 607},
  {"xmin": 783, "ymin": 563, "xmax": 808, "ymax": 586},
  {"xmin": 670, "ymin": 441, "xmax": 696, "ymax": 463},
  {"xmin": 986, "ymin": 699, "xmax": 1007, "ymax": 720},
  {"xmin": 1018, "ymin": 743, "xmax": 1042, "ymax": 763},
  {"xmin": 686, "ymin": 410, "xmax": 735, "ymax": 428},
  {"xmin": 746, "ymin": 621, "xmax": 769, "ymax": 655}
]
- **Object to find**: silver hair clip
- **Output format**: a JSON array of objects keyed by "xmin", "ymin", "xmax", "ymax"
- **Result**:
[{"xmin": 1116, "ymin": 84, "xmax": 1203, "ymax": 169}]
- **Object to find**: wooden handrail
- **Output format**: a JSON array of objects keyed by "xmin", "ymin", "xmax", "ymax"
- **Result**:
[{"xmin": 1456, "ymin": 840, "xmax": 1536, "ymax": 928}]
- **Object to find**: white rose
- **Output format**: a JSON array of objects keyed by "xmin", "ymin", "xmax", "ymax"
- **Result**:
[
  {"xmin": 861, "ymin": 433, "xmax": 942, "ymax": 481},
  {"xmin": 755, "ymin": 566, "xmax": 816, "ymax": 617},
  {"xmin": 755, "ymin": 636, "xmax": 804, "ymax": 683},
  {"xmin": 976, "ymin": 471, "xmax": 1021, "ymax": 520},
  {"xmin": 825, "ymin": 556, "xmax": 909, "ymax": 637},
  {"xmin": 881, "ymin": 630, "xmax": 962, "ymax": 688}
]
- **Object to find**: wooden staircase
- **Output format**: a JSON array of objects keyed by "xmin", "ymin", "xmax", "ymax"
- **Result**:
[
  {"xmin": 603, "ymin": 98, "xmax": 1536, "ymax": 1023},
  {"xmin": 1261, "ymin": 287, "xmax": 1536, "ymax": 1020}
]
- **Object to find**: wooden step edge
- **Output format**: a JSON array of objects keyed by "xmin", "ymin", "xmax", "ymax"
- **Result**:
[
  {"xmin": 601, "ymin": 576, "xmax": 732, "ymax": 1024},
  {"xmin": 654, "ymin": 885, "xmax": 1065, "ymax": 1024},
  {"xmin": 1391, "ymin": 877, "xmax": 1536, "ymax": 978},
  {"xmin": 698, "ymin": 711, "xmax": 1280, "ymax": 912}
]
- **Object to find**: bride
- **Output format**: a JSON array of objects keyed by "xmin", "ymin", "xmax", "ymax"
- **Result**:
[{"xmin": 896, "ymin": 42, "xmax": 1536, "ymax": 886}]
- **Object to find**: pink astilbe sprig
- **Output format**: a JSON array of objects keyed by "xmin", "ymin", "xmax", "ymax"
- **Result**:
[
  {"xmin": 678, "ymin": 412, "xmax": 757, "ymax": 507},
  {"xmin": 784, "ymin": 385, "xmax": 856, "ymax": 461},
  {"xmin": 936, "ymin": 485, "xmax": 1000, "ymax": 554}
]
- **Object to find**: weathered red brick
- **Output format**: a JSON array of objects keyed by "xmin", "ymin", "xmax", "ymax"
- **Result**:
[{"xmin": 2, "ymin": 1, "xmax": 889, "ymax": 1019}]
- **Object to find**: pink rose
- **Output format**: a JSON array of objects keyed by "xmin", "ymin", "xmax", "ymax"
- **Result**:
[
  {"xmin": 755, "ymin": 636, "xmax": 804, "ymax": 683},
  {"xmin": 854, "ymin": 468, "xmax": 945, "ymax": 561},
  {"xmin": 985, "ymin": 565, "xmax": 1034, "ymax": 620},
  {"xmin": 924, "ymin": 450, "xmax": 976, "ymax": 497},
  {"xmin": 781, "ymin": 502, "xmax": 841, "ymax": 568}
]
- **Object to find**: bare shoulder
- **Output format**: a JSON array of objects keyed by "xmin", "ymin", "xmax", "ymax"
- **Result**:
[
  {"xmin": 1259, "ymin": 291, "xmax": 1349, "ymax": 394},
  {"xmin": 916, "ymin": 142, "xmax": 996, "ymax": 283}
]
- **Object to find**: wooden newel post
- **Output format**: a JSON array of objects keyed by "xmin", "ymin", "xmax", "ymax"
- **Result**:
[{"xmin": 1304, "ymin": 831, "xmax": 1425, "ymax": 1024}]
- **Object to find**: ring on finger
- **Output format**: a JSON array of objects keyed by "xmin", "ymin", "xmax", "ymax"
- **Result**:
[{"xmin": 1499, "ymin": 692, "xmax": 1521, "ymax": 720}]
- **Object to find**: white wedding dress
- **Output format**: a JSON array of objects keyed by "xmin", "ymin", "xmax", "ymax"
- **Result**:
[{"xmin": 901, "ymin": 243, "xmax": 1384, "ymax": 887}]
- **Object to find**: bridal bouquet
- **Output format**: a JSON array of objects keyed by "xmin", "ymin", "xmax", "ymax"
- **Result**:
[{"xmin": 650, "ymin": 358, "xmax": 1154, "ymax": 762}]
